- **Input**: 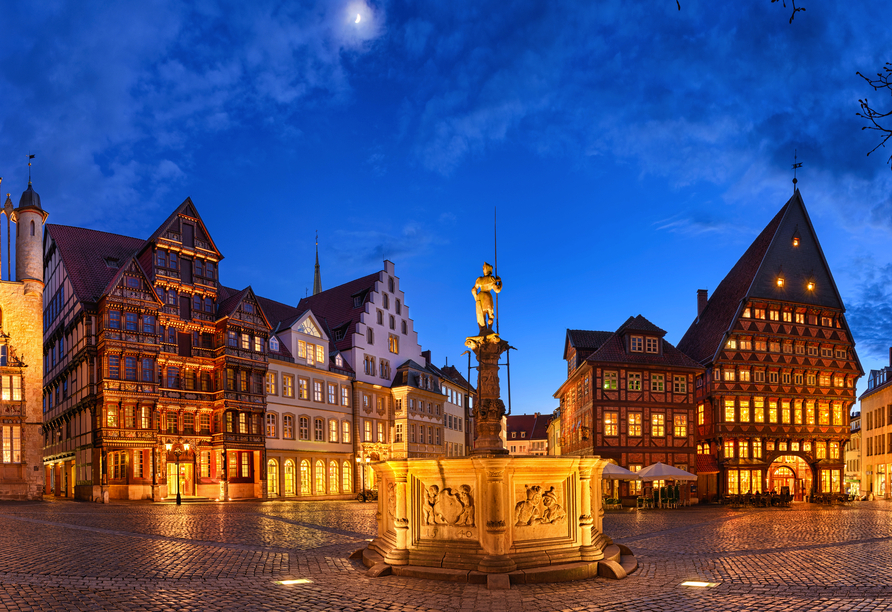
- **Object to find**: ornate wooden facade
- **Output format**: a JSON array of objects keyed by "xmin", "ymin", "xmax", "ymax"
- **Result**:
[
  {"xmin": 42, "ymin": 199, "xmax": 270, "ymax": 501},
  {"xmin": 556, "ymin": 317, "xmax": 703, "ymax": 498},
  {"xmin": 678, "ymin": 190, "xmax": 863, "ymax": 501}
]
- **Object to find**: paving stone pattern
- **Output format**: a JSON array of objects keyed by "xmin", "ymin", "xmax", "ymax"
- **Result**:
[{"xmin": 1, "ymin": 499, "xmax": 891, "ymax": 611}]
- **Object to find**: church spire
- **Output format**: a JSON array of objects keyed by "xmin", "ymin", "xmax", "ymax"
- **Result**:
[{"xmin": 313, "ymin": 230, "xmax": 322, "ymax": 295}]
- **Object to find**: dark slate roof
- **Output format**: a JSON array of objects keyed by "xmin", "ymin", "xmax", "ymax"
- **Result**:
[
  {"xmin": 585, "ymin": 333, "xmax": 703, "ymax": 369},
  {"xmin": 18, "ymin": 184, "xmax": 42, "ymax": 211},
  {"xmin": 47, "ymin": 224, "xmax": 146, "ymax": 304},
  {"xmin": 437, "ymin": 364, "xmax": 476, "ymax": 393},
  {"xmin": 677, "ymin": 190, "xmax": 849, "ymax": 366},
  {"xmin": 296, "ymin": 271, "xmax": 380, "ymax": 352},
  {"xmin": 567, "ymin": 329, "xmax": 614, "ymax": 351},
  {"xmin": 256, "ymin": 295, "xmax": 305, "ymax": 331},
  {"xmin": 267, "ymin": 334, "xmax": 294, "ymax": 361},
  {"xmin": 616, "ymin": 315, "xmax": 667, "ymax": 337},
  {"xmin": 216, "ymin": 287, "xmax": 249, "ymax": 319}
]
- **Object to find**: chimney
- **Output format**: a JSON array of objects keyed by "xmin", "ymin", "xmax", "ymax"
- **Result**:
[
  {"xmin": 697, "ymin": 289, "xmax": 708, "ymax": 317},
  {"xmin": 422, "ymin": 349, "xmax": 431, "ymax": 367}
]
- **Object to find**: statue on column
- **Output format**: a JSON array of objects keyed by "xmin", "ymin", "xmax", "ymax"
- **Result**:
[{"xmin": 472, "ymin": 262, "xmax": 502, "ymax": 335}]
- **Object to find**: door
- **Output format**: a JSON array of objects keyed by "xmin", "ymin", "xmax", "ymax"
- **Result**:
[{"xmin": 167, "ymin": 463, "xmax": 191, "ymax": 497}]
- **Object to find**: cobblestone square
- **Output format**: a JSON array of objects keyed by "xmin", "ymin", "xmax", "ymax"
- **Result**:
[{"xmin": 0, "ymin": 499, "xmax": 889, "ymax": 611}]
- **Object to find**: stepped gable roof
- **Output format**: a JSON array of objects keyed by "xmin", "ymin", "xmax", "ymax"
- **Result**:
[
  {"xmin": 584, "ymin": 315, "xmax": 703, "ymax": 369},
  {"xmin": 47, "ymin": 224, "xmax": 145, "ymax": 304},
  {"xmin": 296, "ymin": 271, "xmax": 380, "ymax": 352},
  {"xmin": 677, "ymin": 190, "xmax": 852, "ymax": 366},
  {"xmin": 564, "ymin": 329, "xmax": 614, "ymax": 360}
]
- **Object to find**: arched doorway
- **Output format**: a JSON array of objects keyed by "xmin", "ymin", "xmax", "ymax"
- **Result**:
[{"xmin": 768, "ymin": 455, "xmax": 813, "ymax": 501}]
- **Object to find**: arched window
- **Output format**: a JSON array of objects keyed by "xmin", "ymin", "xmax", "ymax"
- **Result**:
[
  {"xmin": 329, "ymin": 460, "xmax": 339, "ymax": 494},
  {"xmin": 342, "ymin": 461, "xmax": 351, "ymax": 493},
  {"xmin": 267, "ymin": 460, "xmax": 279, "ymax": 496},
  {"xmin": 30, "ymin": 220, "xmax": 34, "ymax": 236},
  {"xmin": 315, "ymin": 460, "xmax": 325, "ymax": 495},
  {"xmin": 284, "ymin": 460, "xmax": 295, "ymax": 496},
  {"xmin": 300, "ymin": 460, "xmax": 310, "ymax": 495}
]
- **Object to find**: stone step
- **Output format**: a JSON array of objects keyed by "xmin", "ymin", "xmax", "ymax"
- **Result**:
[
  {"xmin": 602, "ymin": 544, "xmax": 622, "ymax": 563},
  {"xmin": 620, "ymin": 554, "xmax": 638, "ymax": 575}
]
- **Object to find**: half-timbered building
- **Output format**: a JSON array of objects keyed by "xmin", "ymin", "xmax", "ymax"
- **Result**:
[
  {"xmin": 677, "ymin": 189, "xmax": 862, "ymax": 502},
  {"xmin": 555, "ymin": 316, "xmax": 703, "ymax": 499},
  {"xmin": 42, "ymin": 198, "xmax": 270, "ymax": 501}
]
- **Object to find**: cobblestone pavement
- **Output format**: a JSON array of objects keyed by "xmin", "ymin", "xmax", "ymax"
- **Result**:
[{"xmin": 1, "ymin": 499, "xmax": 891, "ymax": 611}]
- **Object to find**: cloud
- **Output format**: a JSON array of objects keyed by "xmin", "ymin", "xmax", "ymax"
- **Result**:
[
  {"xmin": 331, "ymin": 221, "xmax": 447, "ymax": 269},
  {"xmin": 844, "ymin": 258, "xmax": 892, "ymax": 362},
  {"xmin": 0, "ymin": 0, "xmax": 383, "ymax": 233}
]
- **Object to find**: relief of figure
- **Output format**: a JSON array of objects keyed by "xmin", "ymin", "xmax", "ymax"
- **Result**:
[
  {"xmin": 455, "ymin": 484, "xmax": 475, "ymax": 527},
  {"xmin": 422, "ymin": 485, "xmax": 440, "ymax": 526},
  {"xmin": 472, "ymin": 262, "xmax": 502, "ymax": 334},
  {"xmin": 540, "ymin": 487, "xmax": 566, "ymax": 525},
  {"xmin": 387, "ymin": 482, "xmax": 397, "ymax": 519},
  {"xmin": 514, "ymin": 485, "xmax": 543, "ymax": 526}
]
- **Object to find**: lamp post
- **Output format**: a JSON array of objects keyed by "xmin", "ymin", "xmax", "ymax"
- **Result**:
[
  {"xmin": 355, "ymin": 455, "xmax": 371, "ymax": 502},
  {"xmin": 165, "ymin": 439, "xmax": 190, "ymax": 506}
]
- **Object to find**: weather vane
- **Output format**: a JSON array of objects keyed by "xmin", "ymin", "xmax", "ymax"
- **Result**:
[{"xmin": 792, "ymin": 149, "xmax": 802, "ymax": 191}]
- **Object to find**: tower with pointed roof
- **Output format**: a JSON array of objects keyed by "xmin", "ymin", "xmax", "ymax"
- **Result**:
[
  {"xmin": 677, "ymin": 189, "xmax": 863, "ymax": 502},
  {"xmin": 0, "ymin": 178, "xmax": 48, "ymax": 499}
]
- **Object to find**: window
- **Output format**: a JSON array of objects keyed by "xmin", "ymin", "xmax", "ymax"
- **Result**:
[
  {"xmin": 808, "ymin": 345, "xmax": 819, "ymax": 357},
  {"xmin": 108, "ymin": 310, "xmax": 121, "ymax": 330},
  {"xmin": 754, "ymin": 308, "xmax": 766, "ymax": 319},
  {"xmin": 724, "ymin": 440, "xmax": 735, "ymax": 458},
  {"xmin": 739, "ymin": 369, "xmax": 751, "ymax": 382},
  {"xmin": 726, "ymin": 338, "xmax": 738, "ymax": 350},
  {"xmin": 651, "ymin": 413, "xmax": 665, "ymax": 437},
  {"xmin": 280, "ymin": 375, "xmax": 293, "ymax": 398},
  {"xmin": 782, "ymin": 372, "xmax": 791, "ymax": 384},
  {"xmin": 697, "ymin": 403, "xmax": 705, "ymax": 426},
  {"xmin": 628, "ymin": 372, "xmax": 641, "ymax": 391},
  {"xmin": 313, "ymin": 381, "xmax": 323, "ymax": 402},
  {"xmin": 769, "ymin": 310, "xmax": 779, "ymax": 321},
  {"xmin": 266, "ymin": 372, "xmax": 277, "ymax": 395},
  {"xmin": 740, "ymin": 338, "xmax": 752, "ymax": 351},
  {"xmin": 819, "ymin": 401, "xmax": 830, "ymax": 425},
  {"xmin": 645, "ymin": 337, "xmax": 659, "ymax": 353},
  {"xmin": 754, "ymin": 397, "xmax": 765, "ymax": 423},
  {"xmin": 341, "ymin": 387, "xmax": 349, "ymax": 406},
  {"xmin": 820, "ymin": 373, "xmax": 831, "ymax": 387},
  {"xmin": 739, "ymin": 399, "xmax": 750, "ymax": 422},
  {"xmin": 738, "ymin": 440, "xmax": 749, "ymax": 459},
  {"xmin": 742, "ymin": 306, "xmax": 751, "ymax": 318},
  {"xmin": 239, "ymin": 412, "xmax": 247, "ymax": 434},
  {"xmin": 316, "ymin": 345, "xmax": 324, "ymax": 363},
  {"xmin": 402, "ymin": 320, "xmax": 407, "ymax": 334},
  {"xmin": 364, "ymin": 420, "xmax": 372, "ymax": 442},
  {"xmin": 254, "ymin": 337, "xmax": 264, "ymax": 353},
  {"xmin": 604, "ymin": 412, "xmax": 618, "ymax": 436},
  {"xmin": 107, "ymin": 405, "xmax": 119, "ymax": 428},
  {"xmin": 125, "ymin": 357, "xmax": 137, "ymax": 381},
  {"xmin": 768, "ymin": 371, "xmax": 778, "ymax": 384},
  {"xmin": 266, "ymin": 413, "xmax": 277, "ymax": 438},
  {"xmin": 673, "ymin": 414, "xmax": 687, "ymax": 438},
  {"xmin": 377, "ymin": 422, "xmax": 385, "ymax": 443},
  {"xmin": 329, "ymin": 419, "xmax": 338, "ymax": 442},
  {"xmin": 671, "ymin": 375, "xmax": 686, "ymax": 394},
  {"xmin": 367, "ymin": 328, "xmax": 374, "ymax": 345},
  {"xmin": 108, "ymin": 355, "xmax": 120, "ymax": 380},
  {"xmin": 630, "ymin": 336, "xmax": 643, "ymax": 352},
  {"xmin": 603, "ymin": 371, "xmax": 618, "ymax": 390},
  {"xmin": 342, "ymin": 421, "xmax": 351, "ymax": 443},
  {"xmin": 650, "ymin": 374, "xmax": 664, "ymax": 392},
  {"xmin": 628, "ymin": 413, "xmax": 642, "ymax": 436},
  {"xmin": 725, "ymin": 399, "xmax": 735, "ymax": 422},
  {"xmin": 782, "ymin": 311, "xmax": 792, "ymax": 322},
  {"xmin": 298, "ymin": 378, "xmax": 308, "ymax": 400},
  {"xmin": 314, "ymin": 418, "xmax": 324, "ymax": 441}
]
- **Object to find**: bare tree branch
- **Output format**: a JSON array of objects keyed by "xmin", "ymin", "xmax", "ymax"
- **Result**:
[
  {"xmin": 858, "ymin": 63, "xmax": 892, "ymax": 169},
  {"xmin": 770, "ymin": 0, "xmax": 805, "ymax": 23}
]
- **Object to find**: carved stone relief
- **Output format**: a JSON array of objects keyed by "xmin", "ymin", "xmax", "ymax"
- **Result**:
[
  {"xmin": 387, "ymin": 482, "xmax": 397, "ymax": 520},
  {"xmin": 515, "ymin": 485, "xmax": 566, "ymax": 527},
  {"xmin": 422, "ymin": 484, "xmax": 475, "ymax": 527}
]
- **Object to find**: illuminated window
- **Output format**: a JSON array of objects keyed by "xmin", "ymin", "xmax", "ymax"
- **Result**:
[
  {"xmin": 739, "ymin": 399, "xmax": 750, "ymax": 422},
  {"xmin": 628, "ymin": 372, "xmax": 641, "ymax": 391},
  {"xmin": 266, "ymin": 413, "xmax": 277, "ymax": 438},
  {"xmin": 673, "ymin": 414, "xmax": 687, "ymax": 438},
  {"xmin": 603, "ymin": 371, "xmax": 618, "ymax": 390},
  {"xmin": 651, "ymin": 413, "xmax": 665, "ymax": 437},
  {"xmin": 781, "ymin": 400, "xmax": 791, "ymax": 423},
  {"xmin": 724, "ymin": 369, "xmax": 735, "ymax": 382},
  {"xmin": 282, "ymin": 375, "xmax": 294, "ymax": 398},
  {"xmin": 776, "ymin": 277, "xmax": 784, "ymax": 287},
  {"xmin": 697, "ymin": 403, "xmax": 705, "ymax": 425},
  {"xmin": 742, "ymin": 306, "xmax": 751, "ymax": 318},
  {"xmin": 724, "ymin": 440, "xmax": 735, "ymax": 459},
  {"xmin": 283, "ymin": 415, "xmax": 294, "ymax": 439},
  {"xmin": 604, "ymin": 412, "xmax": 618, "ymax": 436},
  {"xmin": 782, "ymin": 311, "xmax": 792, "ymax": 322},
  {"xmin": 315, "ymin": 460, "xmax": 325, "ymax": 494},
  {"xmin": 754, "ymin": 397, "xmax": 765, "ymax": 423},
  {"xmin": 753, "ymin": 438, "xmax": 762, "ymax": 459},
  {"xmin": 754, "ymin": 308, "xmax": 766, "ymax": 320},
  {"xmin": 628, "ymin": 413, "xmax": 642, "ymax": 436},
  {"xmin": 740, "ymin": 338, "xmax": 752, "ymax": 350},
  {"xmin": 329, "ymin": 419, "xmax": 338, "ymax": 443},
  {"xmin": 738, "ymin": 440, "xmax": 749, "ymax": 459},
  {"xmin": 769, "ymin": 310, "xmax": 780, "ymax": 321},
  {"xmin": 726, "ymin": 338, "xmax": 738, "ymax": 350},
  {"xmin": 725, "ymin": 399, "xmax": 736, "ymax": 422}
]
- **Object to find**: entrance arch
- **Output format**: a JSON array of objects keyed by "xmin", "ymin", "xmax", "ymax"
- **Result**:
[
  {"xmin": 267, "ymin": 459, "xmax": 279, "ymax": 497},
  {"xmin": 768, "ymin": 455, "xmax": 812, "ymax": 501}
]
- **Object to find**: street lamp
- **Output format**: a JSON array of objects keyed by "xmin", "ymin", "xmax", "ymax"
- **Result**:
[
  {"xmin": 355, "ymin": 455, "xmax": 372, "ymax": 502},
  {"xmin": 165, "ymin": 440, "xmax": 190, "ymax": 506}
]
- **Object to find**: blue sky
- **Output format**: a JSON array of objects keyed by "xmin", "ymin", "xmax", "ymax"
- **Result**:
[{"xmin": 2, "ymin": 1, "xmax": 891, "ymax": 414}]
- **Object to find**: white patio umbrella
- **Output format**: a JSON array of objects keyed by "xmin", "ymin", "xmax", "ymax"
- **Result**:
[
  {"xmin": 637, "ymin": 462, "xmax": 697, "ymax": 482},
  {"xmin": 601, "ymin": 463, "xmax": 641, "ymax": 480}
]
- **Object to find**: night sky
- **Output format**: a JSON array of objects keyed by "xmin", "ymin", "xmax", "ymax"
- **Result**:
[{"xmin": 2, "ymin": 1, "xmax": 891, "ymax": 415}]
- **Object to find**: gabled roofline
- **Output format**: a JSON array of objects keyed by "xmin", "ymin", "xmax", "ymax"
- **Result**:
[
  {"xmin": 286, "ymin": 309, "xmax": 329, "ymax": 342},
  {"xmin": 137, "ymin": 197, "xmax": 225, "ymax": 261},
  {"xmin": 99, "ymin": 255, "xmax": 165, "ymax": 306}
]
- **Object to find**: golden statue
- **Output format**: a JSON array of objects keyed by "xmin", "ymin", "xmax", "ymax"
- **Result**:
[{"xmin": 472, "ymin": 262, "xmax": 502, "ymax": 333}]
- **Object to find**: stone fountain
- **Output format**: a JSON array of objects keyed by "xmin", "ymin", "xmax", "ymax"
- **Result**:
[{"xmin": 358, "ymin": 263, "xmax": 636, "ymax": 589}]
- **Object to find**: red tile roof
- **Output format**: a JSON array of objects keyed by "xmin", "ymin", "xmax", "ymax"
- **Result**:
[
  {"xmin": 296, "ymin": 271, "xmax": 380, "ymax": 352},
  {"xmin": 506, "ymin": 413, "xmax": 549, "ymax": 441},
  {"xmin": 256, "ymin": 295, "xmax": 305, "ymax": 331},
  {"xmin": 46, "ymin": 225, "xmax": 146, "ymax": 304},
  {"xmin": 696, "ymin": 455, "xmax": 719, "ymax": 474},
  {"xmin": 577, "ymin": 315, "xmax": 703, "ymax": 369},
  {"xmin": 565, "ymin": 329, "xmax": 614, "ymax": 361}
]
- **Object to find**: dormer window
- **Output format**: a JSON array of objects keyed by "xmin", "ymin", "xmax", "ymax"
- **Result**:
[
  {"xmin": 269, "ymin": 337, "xmax": 279, "ymax": 352},
  {"xmin": 645, "ymin": 337, "xmax": 659, "ymax": 353},
  {"xmin": 335, "ymin": 354, "xmax": 343, "ymax": 367},
  {"xmin": 630, "ymin": 336, "xmax": 643, "ymax": 352},
  {"xmin": 521, "ymin": 432, "xmax": 526, "ymax": 438},
  {"xmin": 353, "ymin": 296, "xmax": 363, "ymax": 308}
]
